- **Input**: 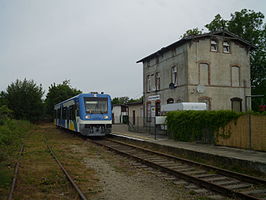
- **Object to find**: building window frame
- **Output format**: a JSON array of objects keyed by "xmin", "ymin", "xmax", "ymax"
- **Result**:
[
  {"xmin": 198, "ymin": 96, "xmax": 212, "ymax": 110},
  {"xmin": 167, "ymin": 98, "xmax": 174, "ymax": 104},
  {"xmin": 198, "ymin": 62, "xmax": 210, "ymax": 85},
  {"xmin": 171, "ymin": 66, "xmax": 177, "ymax": 86},
  {"xmin": 210, "ymin": 39, "xmax": 218, "ymax": 52},
  {"xmin": 146, "ymin": 75, "xmax": 151, "ymax": 92},
  {"xmin": 155, "ymin": 72, "xmax": 160, "ymax": 91},
  {"xmin": 231, "ymin": 65, "xmax": 240, "ymax": 87},
  {"xmin": 223, "ymin": 41, "xmax": 230, "ymax": 53},
  {"xmin": 231, "ymin": 97, "xmax": 242, "ymax": 112}
]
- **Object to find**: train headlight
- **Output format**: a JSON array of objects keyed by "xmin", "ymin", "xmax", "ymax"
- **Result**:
[
  {"xmin": 104, "ymin": 115, "xmax": 109, "ymax": 119},
  {"xmin": 85, "ymin": 115, "xmax": 91, "ymax": 119}
]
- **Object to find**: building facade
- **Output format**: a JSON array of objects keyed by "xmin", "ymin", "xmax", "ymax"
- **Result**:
[
  {"xmin": 137, "ymin": 31, "xmax": 253, "ymax": 118},
  {"xmin": 112, "ymin": 104, "xmax": 128, "ymax": 124},
  {"xmin": 127, "ymin": 102, "xmax": 144, "ymax": 127}
]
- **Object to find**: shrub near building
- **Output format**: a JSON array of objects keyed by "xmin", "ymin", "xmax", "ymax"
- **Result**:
[{"xmin": 166, "ymin": 110, "xmax": 242, "ymax": 143}]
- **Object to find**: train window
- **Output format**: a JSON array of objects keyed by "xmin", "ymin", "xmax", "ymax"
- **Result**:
[
  {"xmin": 76, "ymin": 103, "xmax": 80, "ymax": 116},
  {"xmin": 62, "ymin": 107, "xmax": 67, "ymax": 119},
  {"xmin": 69, "ymin": 105, "xmax": 75, "ymax": 120},
  {"xmin": 66, "ymin": 108, "xmax": 69, "ymax": 120},
  {"xmin": 84, "ymin": 97, "xmax": 108, "ymax": 114}
]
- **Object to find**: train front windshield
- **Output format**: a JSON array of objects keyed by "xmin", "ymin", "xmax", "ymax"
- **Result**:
[{"xmin": 84, "ymin": 97, "xmax": 108, "ymax": 114}]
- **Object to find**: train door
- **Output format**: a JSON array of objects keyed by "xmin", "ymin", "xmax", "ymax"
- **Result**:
[
  {"xmin": 66, "ymin": 107, "xmax": 69, "ymax": 129},
  {"xmin": 75, "ymin": 102, "xmax": 80, "ymax": 132}
]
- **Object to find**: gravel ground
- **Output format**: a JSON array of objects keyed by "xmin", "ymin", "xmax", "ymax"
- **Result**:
[{"xmin": 73, "ymin": 143, "xmax": 196, "ymax": 200}]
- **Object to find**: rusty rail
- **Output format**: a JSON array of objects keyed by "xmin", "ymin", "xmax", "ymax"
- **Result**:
[
  {"xmin": 7, "ymin": 144, "xmax": 24, "ymax": 200},
  {"xmin": 46, "ymin": 144, "xmax": 88, "ymax": 200}
]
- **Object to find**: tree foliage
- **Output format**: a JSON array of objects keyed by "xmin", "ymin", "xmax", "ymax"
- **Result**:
[
  {"xmin": 45, "ymin": 80, "xmax": 81, "ymax": 118},
  {"xmin": 0, "ymin": 91, "xmax": 8, "ymax": 107},
  {"xmin": 112, "ymin": 96, "xmax": 143, "ymax": 105},
  {"xmin": 182, "ymin": 28, "xmax": 203, "ymax": 38},
  {"xmin": 5, "ymin": 79, "xmax": 44, "ymax": 122}
]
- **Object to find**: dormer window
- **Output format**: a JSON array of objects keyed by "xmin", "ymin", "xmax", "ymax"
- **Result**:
[
  {"xmin": 210, "ymin": 39, "xmax": 218, "ymax": 52},
  {"xmin": 223, "ymin": 41, "xmax": 230, "ymax": 53}
]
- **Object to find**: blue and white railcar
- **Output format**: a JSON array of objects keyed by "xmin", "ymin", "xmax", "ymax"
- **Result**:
[{"xmin": 54, "ymin": 93, "xmax": 112, "ymax": 136}]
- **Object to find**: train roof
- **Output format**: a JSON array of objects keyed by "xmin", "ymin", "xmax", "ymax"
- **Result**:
[{"xmin": 54, "ymin": 93, "xmax": 111, "ymax": 108}]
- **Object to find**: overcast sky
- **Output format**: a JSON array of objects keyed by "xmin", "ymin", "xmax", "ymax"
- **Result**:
[{"xmin": 1, "ymin": 0, "xmax": 265, "ymax": 99}]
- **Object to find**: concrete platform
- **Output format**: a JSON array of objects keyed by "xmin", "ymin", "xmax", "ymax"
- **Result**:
[{"xmin": 111, "ymin": 124, "xmax": 266, "ymax": 175}]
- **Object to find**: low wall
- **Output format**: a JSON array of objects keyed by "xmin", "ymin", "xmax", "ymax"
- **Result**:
[{"xmin": 216, "ymin": 115, "xmax": 266, "ymax": 151}]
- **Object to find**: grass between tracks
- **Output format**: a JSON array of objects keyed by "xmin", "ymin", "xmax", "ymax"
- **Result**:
[
  {"xmin": 11, "ymin": 123, "xmax": 102, "ymax": 200},
  {"xmin": 0, "ymin": 120, "xmax": 33, "ymax": 199}
]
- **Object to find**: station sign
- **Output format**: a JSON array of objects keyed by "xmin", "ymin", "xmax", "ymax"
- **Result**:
[{"xmin": 147, "ymin": 95, "xmax": 160, "ymax": 101}]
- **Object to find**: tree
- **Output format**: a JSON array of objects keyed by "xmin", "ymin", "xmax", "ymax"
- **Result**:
[
  {"xmin": 0, "ymin": 91, "xmax": 8, "ymax": 107},
  {"xmin": 181, "ymin": 28, "xmax": 203, "ymax": 38},
  {"xmin": 112, "ymin": 97, "xmax": 129, "ymax": 105},
  {"xmin": 45, "ymin": 80, "xmax": 81, "ymax": 119},
  {"xmin": 205, "ymin": 14, "xmax": 228, "ymax": 31},
  {"xmin": 112, "ymin": 96, "xmax": 143, "ymax": 105},
  {"xmin": 6, "ymin": 79, "xmax": 44, "ymax": 122}
]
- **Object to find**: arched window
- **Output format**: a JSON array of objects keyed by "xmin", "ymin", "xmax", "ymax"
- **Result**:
[
  {"xmin": 167, "ymin": 98, "xmax": 174, "ymax": 104},
  {"xmin": 155, "ymin": 72, "xmax": 160, "ymax": 91},
  {"xmin": 231, "ymin": 97, "xmax": 242, "ymax": 112},
  {"xmin": 146, "ymin": 75, "xmax": 151, "ymax": 92},
  {"xmin": 199, "ymin": 63, "xmax": 209, "ymax": 85},
  {"xmin": 171, "ymin": 66, "xmax": 177, "ymax": 86},
  {"xmin": 231, "ymin": 66, "xmax": 240, "ymax": 87}
]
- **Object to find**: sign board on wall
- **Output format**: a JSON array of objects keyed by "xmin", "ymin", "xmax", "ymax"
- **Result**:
[{"xmin": 148, "ymin": 95, "xmax": 160, "ymax": 101}]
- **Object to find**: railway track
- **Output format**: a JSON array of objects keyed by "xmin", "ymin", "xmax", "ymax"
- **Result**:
[
  {"xmin": 7, "ymin": 141, "xmax": 88, "ymax": 200},
  {"xmin": 92, "ymin": 138, "xmax": 266, "ymax": 200}
]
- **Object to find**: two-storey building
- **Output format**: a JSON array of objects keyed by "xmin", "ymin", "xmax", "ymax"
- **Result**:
[{"xmin": 137, "ymin": 31, "xmax": 254, "ymax": 119}]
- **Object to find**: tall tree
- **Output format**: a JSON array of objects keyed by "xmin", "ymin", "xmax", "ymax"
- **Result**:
[
  {"xmin": 45, "ymin": 80, "xmax": 81, "ymax": 119},
  {"xmin": 6, "ymin": 79, "xmax": 44, "ymax": 122},
  {"xmin": 0, "ymin": 91, "xmax": 8, "ymax": 106}
]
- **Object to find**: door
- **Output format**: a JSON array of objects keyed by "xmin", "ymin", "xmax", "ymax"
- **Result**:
[{"xmin": 133, "ymin": 110, "xmax": 135, "ymax": 125}]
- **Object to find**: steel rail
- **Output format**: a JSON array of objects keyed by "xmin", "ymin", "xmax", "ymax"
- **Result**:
[
  {"xmin": 46, "ymin": 144, "xmax": 88, "ymax": 200},
  {"xmin": 7, "ymin": 144, "xmax": 24, "ymax": 200},
  {"xmin": 92, "ymin": 139, "xmax": 264, "ymax": 200},
  {"xmin": 107, "ymin": 138, "xmax": 266, "ymax": 185}
]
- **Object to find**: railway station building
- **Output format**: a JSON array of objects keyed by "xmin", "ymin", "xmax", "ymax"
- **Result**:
[{"xmin": 137, "ymin": 30, "xmax": 254, "ymax": 119}]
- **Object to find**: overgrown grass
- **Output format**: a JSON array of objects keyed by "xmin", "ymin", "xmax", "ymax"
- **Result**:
[
  {"xmin": 166, "ymin": 110, "xmax": 242, "ymax": 142},
  {"xmin": 0, "ymin": 119, "xmax": 33, "ymax": 197}
]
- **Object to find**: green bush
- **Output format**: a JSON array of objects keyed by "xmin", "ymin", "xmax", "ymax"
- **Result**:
[
  {"xmin": 0, "ymin": 119, "xmax": 32, "ymax": 161},
  {"xmin": 166, "ymin": 110, "xmax": 242, "ymax": 142}
]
